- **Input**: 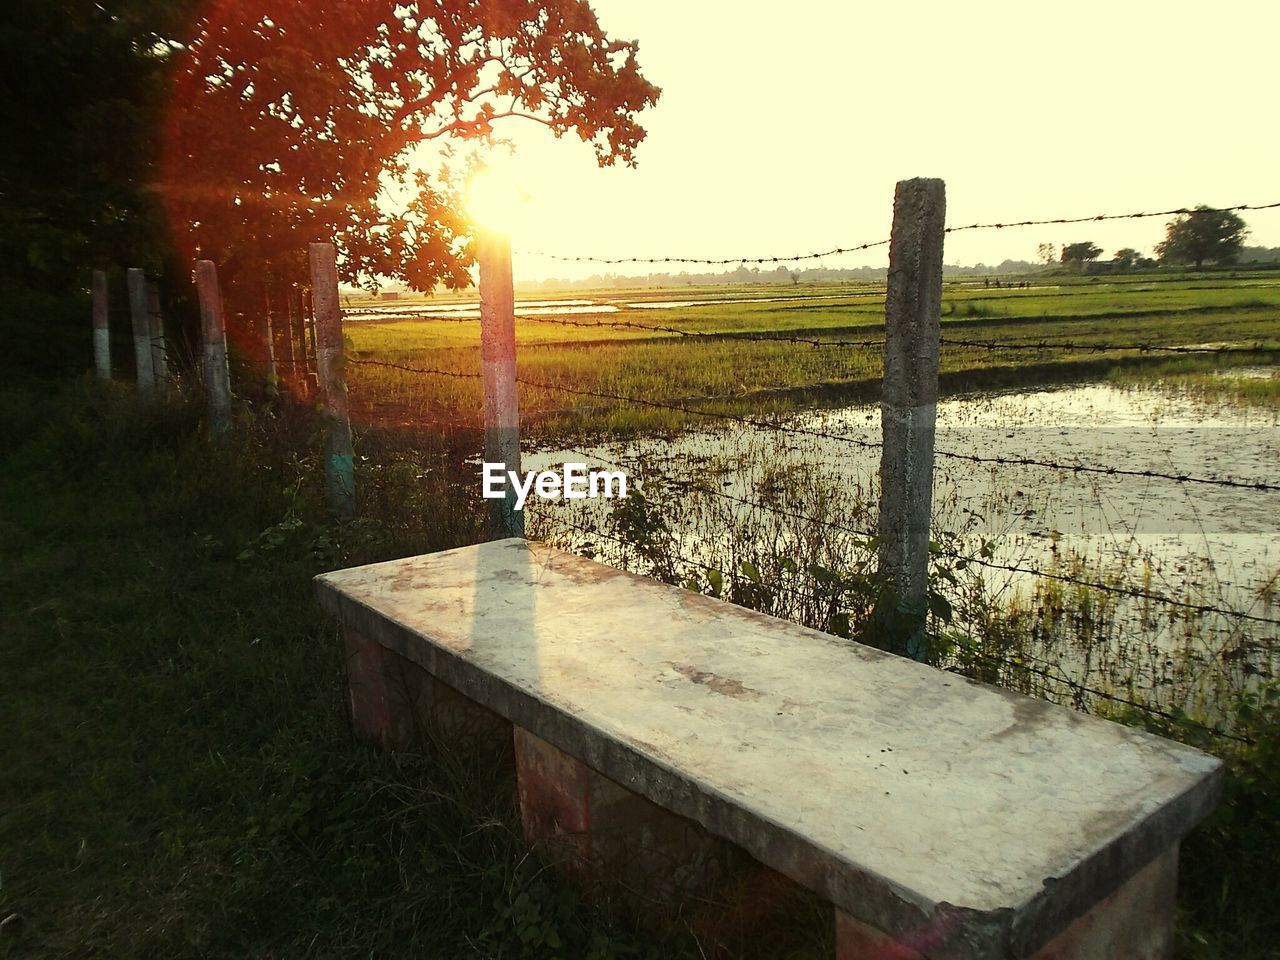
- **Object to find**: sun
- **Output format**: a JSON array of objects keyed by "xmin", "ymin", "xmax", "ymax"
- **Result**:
[{"xmin": 465, "ymin": 162, "xmax": 532, "ymax": 237}]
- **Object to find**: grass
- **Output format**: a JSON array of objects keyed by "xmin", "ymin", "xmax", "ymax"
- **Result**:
[
  {"xmin": 338, "ymin": 276, "xmax": 1280, "ymax": 435},
  {"xmin": 4, "ymin": 380, "xmax": 818, "ymax": 959},
  {"xmin": 1110, "ymin": 361, "xmax": 1280, "ymax": 410}
]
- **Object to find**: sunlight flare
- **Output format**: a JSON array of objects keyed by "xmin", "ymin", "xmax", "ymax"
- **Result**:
[{"xmin": 465, "ymin": 163, "xmax": 532, "ymax": 237}]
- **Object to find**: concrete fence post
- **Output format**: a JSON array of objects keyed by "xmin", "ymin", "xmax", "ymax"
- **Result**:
[
  {"xmin": 127, "ymin": 268, "xmax": 155, "ymax": 394},
  {"xmin": 283, "ymin": 281, "xmax": 299, "ymax": 391},
  {"xmin": 478, "ymin": 230, "xmax": 525, "ymax": 539},
  {"xmin": 877, "ymin": 178, "xmax": 946, "ymax": 662},
  {"xmin": 306, "ymin": 288, "xmax": 319, "ymax": 372},
  {"xmin": 309, "ymin": 242, "xmax": 356, "ymax": 519},
  {"xmin": 262, "ymin": 288, "xmax": 279, "ymax": 398},
  {"xmin": 92, "ymin": 269, "xmax": 111, "ymax": 381},
  {"xmin": 146, "ymin": 277, "xmax": 169, "ymax": 388},
  {"xmin": 195, "ymin": 260, "xmax": 233, "ymax": 436}
]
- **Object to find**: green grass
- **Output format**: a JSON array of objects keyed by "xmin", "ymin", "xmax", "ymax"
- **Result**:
[
  {"xmin": 1110, "ymin": 362, "xmax": 1280, "ymax": 410},
  {"xmin": 3, "ymin": 381, "xmax": 802, "ymax": 959},
  {"xmin": 338, "ymin": 277, "xmax": 1280, "ymax": 435}
]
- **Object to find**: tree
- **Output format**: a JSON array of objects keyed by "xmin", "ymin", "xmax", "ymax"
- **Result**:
[
  {"xmin": 1036, "ymin": 242, "xmax": 1056, "ymax": 266},
  {"xmin": 1060, "ymin": 241, "xmax": 1102, "ymax": 266},
  {"xmin": 1155, "ymin": 206, "xmax": 1248, "ymax": 270},
  {"xmin": 1112, "ymin": 248, "xmax": 1140, "ymax": 271},
  {"xmin": 161, "ymin": 1, "xmax": 661, "ymax": 292},
  {"xmin": 0, "ymin": 1, "xmax": 212, "ymax": 375},
  {"xmin": 0, "ymin": 0, "xmax": 197, "ymax": 289}
]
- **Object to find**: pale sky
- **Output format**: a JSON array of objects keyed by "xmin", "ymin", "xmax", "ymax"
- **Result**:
[{"xmin": 435, "ymin": 0, "xmax": 1280, "ymax": 281}]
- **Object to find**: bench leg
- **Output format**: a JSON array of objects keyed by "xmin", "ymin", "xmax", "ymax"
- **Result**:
[
  {"xmin": 1029, "ymin": 846, "xmax": 1177, "ymax": 960},
  {"xmin": 512, "ymin": 727, "xmax": 595, "ymax": 876},
  {"xmin": 836, "ymin": 910, "xmax": 934, "ymax": 959},
  {"xmin": 342, "ymin": 625, "xmax": 509, "ymax": 752},
  {"xmin": 342, "ymin": 625, "xmax": 398, "ymax": 747},
  {"xmin": 512, "ymin": 727, "xmax": 736, "ymax": 906},
  {"xmin": 834, "ymin": 846, "xmax": 1177, "ymax": 960}
]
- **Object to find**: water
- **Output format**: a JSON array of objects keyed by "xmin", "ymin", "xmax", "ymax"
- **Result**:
[
  {"xmin": 344, "ymin": 299, "xmax": 618, "ymax": 321},
  {"xmin": 526, "ymin": 375, "xmax": 1280, "ymax": 704},
  {"xmin": 341, "ymin": 290, "xmax": 874, "ymax": 322},
  {"xmin": 624, "ymin": 293, "xmax": 874, "ymax": 309}
]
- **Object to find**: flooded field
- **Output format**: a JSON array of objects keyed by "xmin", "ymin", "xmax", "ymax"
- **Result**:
[
  {"xmin": 526, "ymin": 373, "xmax": 1280, "ymax": 718},
  {"xmin": 344, "ymin": 298, "xmax": 618, "ymax": 321}
]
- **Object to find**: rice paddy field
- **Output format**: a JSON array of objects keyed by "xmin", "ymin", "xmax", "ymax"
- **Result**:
[{"xmin": 339, "ymin": 271, "xmax": 1280, "ymax": 434}]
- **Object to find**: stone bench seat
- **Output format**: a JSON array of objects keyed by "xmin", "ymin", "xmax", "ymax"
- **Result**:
[{"xmin": 315, "ymin": 538, "xmax": 1222, "ymax": 960}]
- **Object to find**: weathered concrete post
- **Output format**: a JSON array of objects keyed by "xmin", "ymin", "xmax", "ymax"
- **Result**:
[
  {"xmin": 283, "ymin": 282, "xmax": 299, "ymax": 392},
  {"xmin": 195, "ymin": 260, "xmax": 233, "ymax": 436},
  {"xmin": 309, "ymin": 242, "xmax": 356, "ymax": 519},
  {"xmin": 146, "ymin": 277, "xmax": 169, "ymax": 388},
  {"xmin": 262, "ymin": 289, "xmax": 279, "ymax": 398},
  {"xmin": 305, "ymin": 287, "xmax": 320, "ymax": 398},
  {"xmin": 478, "ymin": 230, "xmax": 524, "ymax": 539},
  {"xmin": 127, "ymin": 268, "xmax": 155, "ymax": 394},
  {"xmin": 306, "ymin": 291, "xmax": 318, "ymax": 365},
  {"xmin": 877, "ymin": 178, "xmax": 945, "ymax": 662},
  {"xmin": 91, "ymin": 269, "xmax": 111, "ymax": 381}
]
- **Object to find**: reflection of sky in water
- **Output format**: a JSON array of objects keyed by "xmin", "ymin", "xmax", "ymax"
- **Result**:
[
  {"xmin": 342, "ymin": 290, "xmax": 884, "ymax": 321},
  {"xmin": 345, "ymin": 300, "xmax": 617, "ymax": 321},
  {"xmin": 625, "ymin": 293, "xmax": 866, "ymax": 309}
]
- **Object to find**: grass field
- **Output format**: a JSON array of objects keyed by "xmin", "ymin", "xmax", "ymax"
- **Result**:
[
  {"xmin": 0, "ymin": 384, "xmax": 764, "ymax": 960},
  {"xmin": 339, "ymin": 273, "xmax": 1280, "ymax": 435}
]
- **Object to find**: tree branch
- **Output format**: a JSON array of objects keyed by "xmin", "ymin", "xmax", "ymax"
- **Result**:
[{"xmin": 403, "ymin": 110, "xmax": 555, "ymax": 146}]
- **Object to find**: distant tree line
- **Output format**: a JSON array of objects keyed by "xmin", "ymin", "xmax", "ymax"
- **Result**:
[{"xmin": 1042, "ymin": 206, "xmax": 1263, "ymax": 276}]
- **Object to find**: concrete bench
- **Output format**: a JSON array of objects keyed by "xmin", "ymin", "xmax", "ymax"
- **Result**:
[{"xmin": 315, "ymin": 538, "xmax": 1222, "ymax": 960}]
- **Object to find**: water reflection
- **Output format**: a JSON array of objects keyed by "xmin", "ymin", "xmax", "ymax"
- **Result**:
[{"xmin": 525, "ymin": 376, "xmax": 1280, "ymax": 684}]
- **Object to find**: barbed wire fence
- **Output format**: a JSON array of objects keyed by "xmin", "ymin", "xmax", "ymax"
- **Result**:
[{"xmin": 94, "ymin": 187, "xmax": 1280, "ymax": 747}]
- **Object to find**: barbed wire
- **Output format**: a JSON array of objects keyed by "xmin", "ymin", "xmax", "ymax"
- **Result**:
[
  {"xmin": 944, "ymin": 201, "xmax": 1280, "ymax": 235},
  {"xmin": 539, "ymin": 371, "xmax": 1280, "ymax": 492},
  {"xmin": 518, "ymin": 313, "xmax": 888, "ymax": 349},
  {"xmin": 536, "ymin": 514, "xmax": 858, "ymax": 613},
  {"xmin": 944, "ymin": 551, "xmax": 1280, "ymax": 627},
  {"xmin": 342, "ymin": 367, "xmax": 1276, "ymax": 727},
  {"xmin": 513, "ymin": 200, "xmax": 1280, "ymax": 267},
  {"xmin": 522, "ymin": 314, "xmax": 1278, "ymax": 358},
  {"xmin": 346, "ymin": 357, "xmax": 872, "ymax": 427},
  {"xmin": 547, "ymin": 449, "xmax": 1278, "ymax": 628},
  {"xmin": 348, "ymin": 357, "xmax": 1280, "ymax": 492},
  {"xmin": 954, "ymin": 648, "xmax": 1255, "ymax": 745},
  {"xmin": 928, "ymin": 445, "xmax": 1280, "ymax": 493},
  {"xmin": 514, "ymin": 374, "xmax": 886, "ymax": 449},
  {"xmin": 557, "ymin": 446, "xmax": 882, "ymax": 540},
  {"xmin": 541, "ymin": 514, "xmax": 1259, "ymax": 744},
  {"xmin": 346, "ymin": 356, "xmax": 482, "ymax": 380},
  {"xmin": 517, "ymin": 238, "xmax": 891, "ymax": 267}
]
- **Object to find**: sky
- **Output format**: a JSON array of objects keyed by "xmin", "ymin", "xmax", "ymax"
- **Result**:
[{"xmin": 427, "ymin": 0, "xmax": 1280, "ymax": 282}]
